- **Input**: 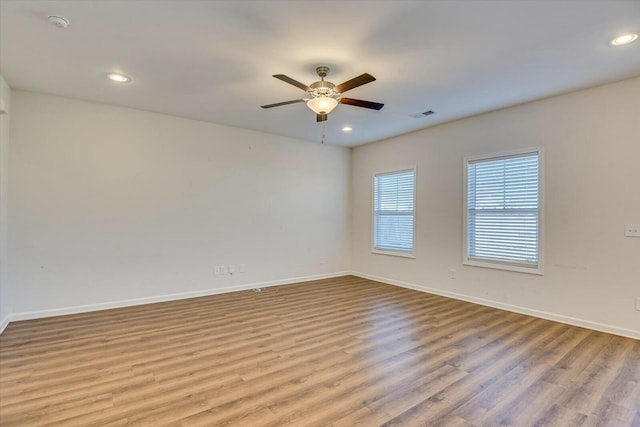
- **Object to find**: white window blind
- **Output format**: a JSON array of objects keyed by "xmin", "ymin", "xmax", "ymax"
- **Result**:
[
  {"xmin": 466, "ymin": 151, "xmax": 540, "ymax": 269},
  {"xmin": 374, "ymin": 169, "xmax": 415, "ymax": 254}
]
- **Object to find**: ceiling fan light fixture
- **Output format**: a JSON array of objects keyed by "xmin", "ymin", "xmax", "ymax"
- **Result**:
[
  {"xmin": 263, "ymin": 67, "xmax": 382, "ymax": 122},
  {"xmin": 306, "ymin": 96, "xmax": 338, "ymax": 115}
]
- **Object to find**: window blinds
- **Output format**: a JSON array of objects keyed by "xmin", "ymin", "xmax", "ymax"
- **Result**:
[
  {"xmin": 467, "ymin": 152, "xmax": 539, "ymax": 268},
  {"xmin": 374, "ymin": 169, "xmax": 415, "ymax": 253}
]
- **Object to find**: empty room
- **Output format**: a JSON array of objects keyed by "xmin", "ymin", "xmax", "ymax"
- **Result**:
[{"xmin": 0, "ymin": 0, "xmax": 639, "ymax": 426}]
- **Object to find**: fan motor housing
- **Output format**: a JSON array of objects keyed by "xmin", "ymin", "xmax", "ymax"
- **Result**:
[{"xmin": 309, "ymin": 81, "xmax": 337, "ymax": 97}]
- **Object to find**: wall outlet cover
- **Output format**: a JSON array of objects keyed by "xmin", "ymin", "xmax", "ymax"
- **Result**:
[{"xmin": 624, "ymin": 224, "xmax": 640, "ymax": 237}]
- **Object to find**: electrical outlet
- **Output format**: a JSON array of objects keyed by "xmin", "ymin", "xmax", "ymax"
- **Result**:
[
  {"xmin": 239, "ymin": 264, "xmax": 246, "ymax": 273},
  {"xmin": 214, "ymin": 266, "xmax": 221, "ymax": 275},
  {"xmin": 220, "ymin": 265, "xmax": 228, "ymax": 275},
  {"xmin": 449, "ymin": 269, "xmax": 456, "ymax": 279},
  {"xmin": 228, "ymin": 264, "xmax": 236, "ymax": 274},
  {"xmin": 625, "ymin": 224, "xmax": 640, "ymax": 237},
  {"xmin": 636, "ymin": 297, "xmax": 640, "ymax": 311}
]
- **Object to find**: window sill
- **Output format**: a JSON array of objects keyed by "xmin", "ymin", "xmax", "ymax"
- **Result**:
[
  {"xmin": 463, "ymin": 259, "xmax": 543, "ymax": 275},
  {"xmin": 371, "ymin": 249, "xmax": 416, "ymax": 259}
]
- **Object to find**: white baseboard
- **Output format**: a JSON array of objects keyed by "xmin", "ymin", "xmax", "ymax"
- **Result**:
[
  {"xmin": 0, "ymin": 315, "xmax": 9, "ymax": 335},
  {"xmin": 3, "ymin": 271, "xmax": 350, "ymax": 327},
  {"xmin": 4, "ymin": 271, "xmax": 638, "ymax": 341},
  {"xmin": 351, "ymin": 271, "xmax": 640, "ymax": 341}
]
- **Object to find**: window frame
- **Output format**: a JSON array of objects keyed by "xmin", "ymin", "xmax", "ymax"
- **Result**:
[
  {"xmin": 371, "ymin": 166, "xmax": 417, "ymax": 258},
  {"xmin": 463, "ymin": 147, "xmax": 544, "ymax": 275}
]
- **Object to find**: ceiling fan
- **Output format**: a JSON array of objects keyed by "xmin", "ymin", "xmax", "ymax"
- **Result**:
[{"xmin": 261, "ymin": 66, "xmax": 383, "ymax": 122}]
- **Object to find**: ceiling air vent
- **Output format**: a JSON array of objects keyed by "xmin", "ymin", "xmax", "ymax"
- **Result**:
[{"xmin": 409, "ymin": 110, "xmax": 435, "ymax": 118}]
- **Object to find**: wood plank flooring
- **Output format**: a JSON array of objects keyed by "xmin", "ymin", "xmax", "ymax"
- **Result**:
[{"xmin": 0, "ymin": 275, "xmax": 638, "ymax": 426}]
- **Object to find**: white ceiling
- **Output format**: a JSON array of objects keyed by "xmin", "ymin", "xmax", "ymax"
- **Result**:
[{"xmin": 1, "ymin": 0, "xmax": 639, "ymax": 147}]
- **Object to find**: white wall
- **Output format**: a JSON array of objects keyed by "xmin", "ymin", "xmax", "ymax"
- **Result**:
[
  {"xmin": 351, "ymin": 77, "xmax": 640, "ymax": 338},
  {"xmin": 0, "ymin": 75, "xmax": 10, "ymax": 330},
  {"xmin": 8, "ymin": 91, "xmax": 350, "ymax": 316},
  {"xmin": 6, "ymin": 78, "xmax": 640, "ymax": 338}
]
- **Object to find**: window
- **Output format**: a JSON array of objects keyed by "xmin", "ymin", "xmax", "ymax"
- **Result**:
[
  {"xmin": 373, "ymin": 168, "xmax": 415, "ymax": 256},
  {"xmin": 464, "ymin": 148, "xmax": 543, "ymax": 274}
]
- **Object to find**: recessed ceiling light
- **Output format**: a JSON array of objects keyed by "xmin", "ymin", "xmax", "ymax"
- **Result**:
[
  {"xmin": 610, "ymin": 33, "xmax": 638, "ymax": 46},
  {"xmin": 48, "ymin": 15, "xmax": 70, "ymax": 28},
  {"xmin": 106, "ymin": 72, "xmax": 131, "ymax": 83},
  {"xmin": 342, "ymin": 126, "xmax": 353, "ymax": 132}
]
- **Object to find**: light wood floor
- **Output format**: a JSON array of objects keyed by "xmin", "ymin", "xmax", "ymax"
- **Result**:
[{"xmin": 0, "ymin": 276, "xmax": 638, "ymax": 426}]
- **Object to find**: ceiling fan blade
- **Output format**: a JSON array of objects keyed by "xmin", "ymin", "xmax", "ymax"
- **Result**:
[
  {"xmin": 273, "ymin": 74, "xmax": 311, "ymax": 92},
  {"xmin": 340, "ymin": 97, "xmax": 384, "ymax": 110},
  {"xmin": 261, "ymin": 99, "xmax": 306, "ymax": 109},
  {"xmin": 316, "ymin": 113, "xmax": 328, "ymax": 122},
  {"xmin": 335, "ymin": 73, "xmax": 376, "ymax": 94}
]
